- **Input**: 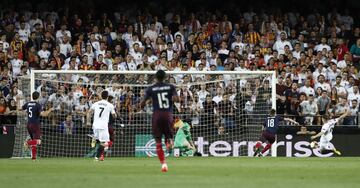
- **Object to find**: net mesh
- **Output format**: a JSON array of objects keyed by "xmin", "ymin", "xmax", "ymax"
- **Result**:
[{"xmin": 13, "ymin": 71, "xmax": 275, "ymax": 157}]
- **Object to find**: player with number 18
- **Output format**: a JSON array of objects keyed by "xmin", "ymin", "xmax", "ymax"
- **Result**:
[{"xmin": 253, "ymin": 109, "xmax": 299, "ymax": 157}]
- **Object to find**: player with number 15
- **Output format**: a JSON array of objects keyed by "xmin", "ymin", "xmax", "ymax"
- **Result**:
[{"xmin": 140, "ymin": 70, "xmax": 180, "ymax": 172}]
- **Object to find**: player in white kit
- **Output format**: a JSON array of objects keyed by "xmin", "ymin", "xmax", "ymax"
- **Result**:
[
  {"xmin": 87, "ymin": 90, "xmax": 116, "ymax": 161},
  {"xmin": 310, "ymin": 111, "xmax": 349, "ymax": 155}
]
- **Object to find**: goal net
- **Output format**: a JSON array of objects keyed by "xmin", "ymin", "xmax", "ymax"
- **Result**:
[{"xmin": 13, "ymin": 70, "xmax": 276, "ymax": 158}]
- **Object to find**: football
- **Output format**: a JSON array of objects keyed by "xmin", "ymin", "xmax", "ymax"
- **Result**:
[{"xmin": 310, "ymin": 141, "xmax": 317, "ymax": 149}]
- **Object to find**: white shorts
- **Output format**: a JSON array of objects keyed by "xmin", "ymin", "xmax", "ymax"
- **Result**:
[
  {"xmin": 93, "ymin": 128, "xmax": 109, "ymax": 142},
  {"xmin": 319, "ymin": 135, "xmax": 333, "ymax": 150}
]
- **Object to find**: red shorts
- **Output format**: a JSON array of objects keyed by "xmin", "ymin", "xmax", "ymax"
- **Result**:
[
  {"xmin": 259, "ymin": 130, "xmax": 276, "ymax": 144},
  {"xmin": 152, "ymin": 111, "xmax": 174, "ymax": 140},
  {"xmin": 27, "ymin": 123, "xmax": 41, "ymax": 140}
]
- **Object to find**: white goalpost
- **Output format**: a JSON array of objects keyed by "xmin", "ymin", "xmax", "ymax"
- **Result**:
[{"xmin": 13, "ymin": 70, "xmax": 277, "ymax": 158}]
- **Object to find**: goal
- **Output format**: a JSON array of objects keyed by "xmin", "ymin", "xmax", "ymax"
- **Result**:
[{"xmin": 13, "ymin": 70, "xmax": 276, "ymax": 158}]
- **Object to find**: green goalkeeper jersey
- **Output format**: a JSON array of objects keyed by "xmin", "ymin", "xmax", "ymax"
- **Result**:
[{"xmin": 174, "ymin": 122, "xmax": 192, "ymax": 147}]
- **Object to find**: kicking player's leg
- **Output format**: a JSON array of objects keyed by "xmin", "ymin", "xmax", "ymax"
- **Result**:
[
  {"xmin": 320, "ymin": 141, "xmax": 341, "ymax": 155},
  {"xmin": 254, "ymin": 131, "xmax": 266, "ymax": 156},
  {"xmin": 260, "ymin": 132, "xmax": 275, "ymax": 155}
]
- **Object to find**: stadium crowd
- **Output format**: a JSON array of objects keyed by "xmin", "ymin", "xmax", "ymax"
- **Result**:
[{"xmin": 0, "ymin": 2, "xmax": 359, "ymax": 133}]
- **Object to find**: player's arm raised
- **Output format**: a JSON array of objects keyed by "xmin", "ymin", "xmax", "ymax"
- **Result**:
[{"xmin": 284, "ymin": 117, "xmax": 300, "ymax": 126}]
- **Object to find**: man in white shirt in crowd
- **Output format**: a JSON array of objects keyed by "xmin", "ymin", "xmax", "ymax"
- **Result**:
[
  {"xmin": 55, "ymin": 24, "xmax": 71, "ymax": 43},
  {"xmin": 299, "ymin": 79, "xmax": 315, "ymax": 96},
  {"xmin": 10, "ymin": 51, "xmax": 24, "ymax": 78},
  {"xmin": 37, "ymin": 42, "xmax": 51, "ymax": 62},
  {"xmin": 119, "ymin": 54, "xmax": 137, "ymax": 71},
  {"xmin": 273, "ymin": 32, "xmax": 293, "ymax": 55},
  {"xmin": 348, "ymin": 85, "xmax": 360, "ymax": 104},
  {"xmin": 129, "ymin": 43, "xmax": 143, "ymax": 66},
  {"xmin": 312, "ymin": 62, "xmax": 328, "ymax": 81},
  {"xmin": 333, "ymin": 76, "xmax": 347, "ymax": 98},
  {"xmin": 327, "ymin": 62, "xmax": 340, "ymax": 84},
  {"xmin": 143, "ymin": 23, "xmax": 158, "ymax": 43},
  {"xmin": 314, "ymin": 75, "xmax": 331, "ymax": 93},
  {"xmin": 336, "ymin": 53, "xmax": 351, "ymax": 70},
  {"xmin": 18, "ymin": 21, "xmax": 30, "ymax": 43},
  {"xmin": 212, "ymin": 87, "xmax": 223, "ymax": 105},
  {"xmin": 292, "ymin": 42, "xmax": 302, "ymax": 60},
  {"xmin": 231, "ymin": 33, "xmax": 245, "ymax": 52},
  {"xmin": 59, "ymin": 35, "xmax": 72, "ymax": 57},
  {"xmin": 314, "ymin": 37, "xmax": 331, "ymax": 52},
  {"xmin": 300, "ymin": 94, "xmax": 318, "ymax": 124}
]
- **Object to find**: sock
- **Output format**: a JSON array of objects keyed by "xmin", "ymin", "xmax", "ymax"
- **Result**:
[
  {"xmin": 108, "ymin": 141, "xmax": 113, "ymax": 148},
  {"xmin": 261, "ymin": 144, "xmax": 272, "ymax": 154},
  {"xmin": 31, "ymin": 145, "xmax": 37, "ymax": 159},
  {"xmin": 156, "ymin": 143, "xmax": 165, "ymax": 164},
  {"xmin": 96, "ymin": 145, "xmax": 104, "ymax": 158},
  {"xmin": 255, "ymin": 142, "xmax": 262, "ymax": 149}
]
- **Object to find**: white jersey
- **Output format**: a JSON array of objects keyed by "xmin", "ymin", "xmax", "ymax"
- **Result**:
[
  {"xmin": 320, "ymin": 118, "xmax": 338, "ymax": 141},
  {"xmin": 91, "ymin": 100, "xmax": 115, "ymax": 129}
]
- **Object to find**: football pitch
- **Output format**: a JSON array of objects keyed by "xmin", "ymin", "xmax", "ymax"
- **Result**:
[{"xmin": 1, "ymin": 157, "xmax": 359, "ymax": 188}]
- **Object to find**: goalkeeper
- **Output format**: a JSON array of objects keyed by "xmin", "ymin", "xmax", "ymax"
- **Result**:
[{"xmin": 173, "ymin": 118, "xmax": 199, "ymax": 156}]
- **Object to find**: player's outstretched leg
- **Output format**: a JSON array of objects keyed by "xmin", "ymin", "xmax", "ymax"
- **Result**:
[
  {"xmin": 253, "ymin": 142, "xmax": 262, "ymax": 157},
  {"xmin": 260, "ymin": 144, "xmax": 272, "ymax": 156},
  {"xmin": 321, "ymin": 148, "xmax": 341, "ymax": 156}
]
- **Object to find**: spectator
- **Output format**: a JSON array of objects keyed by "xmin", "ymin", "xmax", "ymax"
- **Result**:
[
  {"xmin": 334, "ymin": 97, "xmax": 350, "ymax": 125},
  {"xmin": 345, "ymin": 99, "xmax": 359, "ymax": 126},
  {"xmin": 218, "ymin": 93, "xmax": 235, "ymax": 131},
  {"xmin": 0, "ymin": 97, "xmax": 7, "ymax": 114},
  {"xmin": 58, "ymin": 113, "xmax": 76, "ymax": 135},
  {"xmin": 299, "ymin": 94, "xmax": 318, "ymax": 124},
  {"xmin": 350, "ymin": 38, "xmax": 360, "ymax": 65},
  {"xmin": 317, "ymin": 90, "xmax": 330, "ymax": 124},
  {"xmin": 314, "ymin": 37, "xmax": 331, "ymax": 52},
  {"xmin": 299, "ymin": 79, "xmax": 315, "ymax": 97},
  {"xmin": 273, "ymin": 32, "xmax": 293, "ymax": 55}
]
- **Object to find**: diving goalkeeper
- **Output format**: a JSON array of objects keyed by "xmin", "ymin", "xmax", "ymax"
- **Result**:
[{"xmin": 173, "ymin": 118, "xmax": 200, "ymax": 156}]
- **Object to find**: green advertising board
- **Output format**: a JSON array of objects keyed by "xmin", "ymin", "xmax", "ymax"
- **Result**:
[{"xmin": 135, "ymin": 134, "xmax": 170, "ymax": 157}]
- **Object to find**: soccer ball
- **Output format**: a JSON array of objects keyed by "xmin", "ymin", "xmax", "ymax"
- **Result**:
[{"xmin": 310, "ymin": 141, "xmax": 317, "ymax": 149}]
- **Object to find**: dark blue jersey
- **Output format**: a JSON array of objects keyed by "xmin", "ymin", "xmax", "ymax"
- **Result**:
[
  {"xmin": 22, "ymin": 101, "xmax": 42, "ymax": 124},
  {"xmin": 263, "ymin": 115, "xmax": 283, "ymax": 134},
  {"xmin": 145, "ymin": 82, "xmax": 178, "ymax": 112}
]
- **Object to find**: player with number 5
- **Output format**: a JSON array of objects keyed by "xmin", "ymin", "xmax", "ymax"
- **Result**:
[
  {"xmin": 253, "ymin": 109, "xmax": 299, "ymax": 157},
  {"xmin": 22, "ymin": 91, "xmax": 53, "ymax": 160},
  {"xmin": 140, "ymin": 70, "xmax": 180, "ymax": 172}
]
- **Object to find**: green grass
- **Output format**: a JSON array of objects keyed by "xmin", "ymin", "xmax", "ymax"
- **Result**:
[{"xmin": 1, "ymin": 157, "xmax": 360, "ymax": 188}]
